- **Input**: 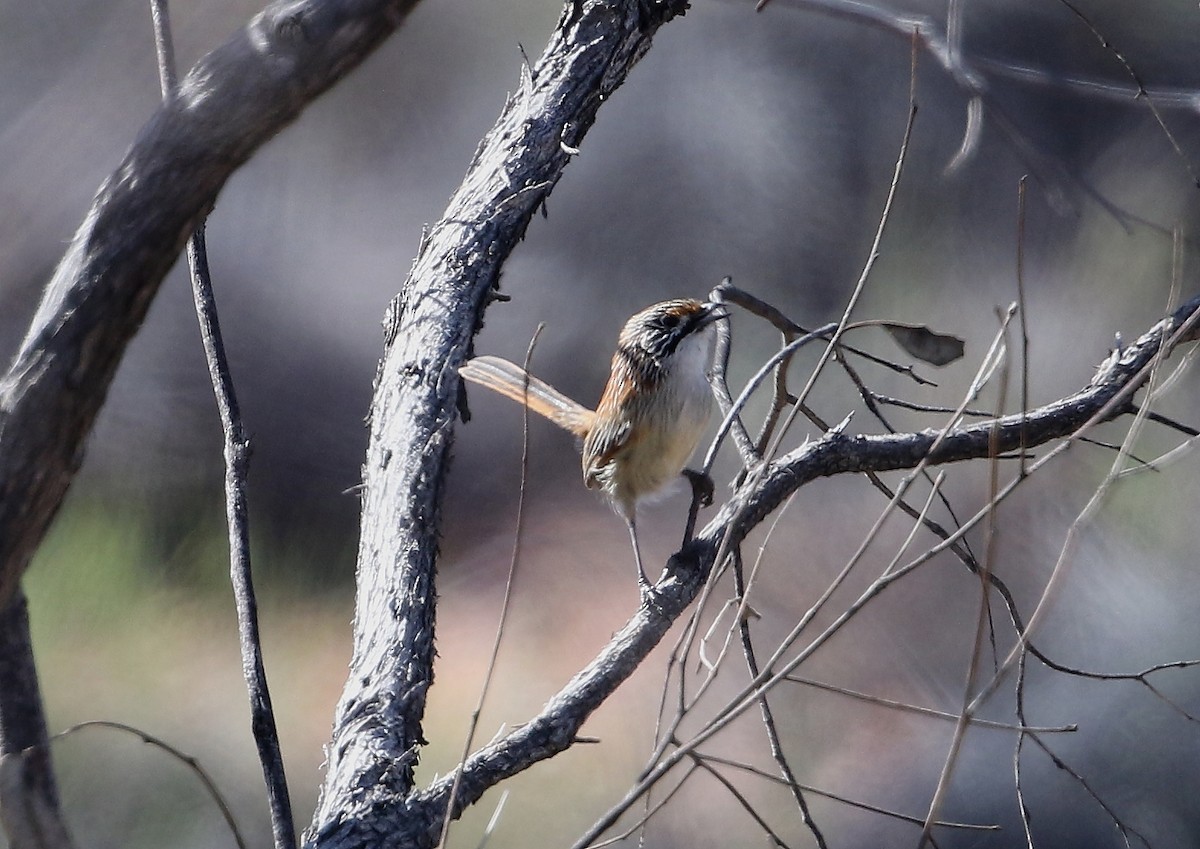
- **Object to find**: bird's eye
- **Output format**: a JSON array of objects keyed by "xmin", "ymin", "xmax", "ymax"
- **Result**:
[{"xmin": 659, "ymin": 313, "xmax": 681, "ymax": 329}]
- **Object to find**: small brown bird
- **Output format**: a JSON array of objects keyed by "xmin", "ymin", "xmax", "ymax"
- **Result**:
[{"xmin": 460, "ymin": 299, "xmax": 726, "ymax": 594}]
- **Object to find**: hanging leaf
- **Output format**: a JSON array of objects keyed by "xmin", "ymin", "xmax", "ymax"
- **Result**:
[{"xmin": 882, "ymin": 322, "xmax": 965, "ymax": 367}]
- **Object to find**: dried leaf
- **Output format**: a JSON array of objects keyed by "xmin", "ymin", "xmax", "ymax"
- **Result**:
[{"xmin": 883, "ymin": 322, "xmax": 965, "ymax": 367}]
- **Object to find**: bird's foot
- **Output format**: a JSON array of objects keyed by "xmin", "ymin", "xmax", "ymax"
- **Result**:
[{"xmin": 682, "ymin": 468, "xmax": 714, "ymax": 508}]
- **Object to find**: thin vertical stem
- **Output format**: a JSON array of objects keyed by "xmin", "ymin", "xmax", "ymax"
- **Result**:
[
  {"xmin": 150, "ymin": 3, "xmax": 295, "ymax": 847},
  {"xmin": 188, "ymin": 232, "xmax": 297, "ymax": 849},
  {"xmin": 731, "ymin": 550, "xmax": 827, "ymax": 849}
]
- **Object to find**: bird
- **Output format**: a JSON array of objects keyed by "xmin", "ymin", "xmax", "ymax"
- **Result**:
[{"xmin": 460, "ymin": 298, "xmax": 727, "ymax": 595}]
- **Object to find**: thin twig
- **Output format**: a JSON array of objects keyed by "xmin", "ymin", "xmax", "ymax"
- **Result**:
[
  {"xmin": 437, "ymin": 327, "xmax": 544, "ymax": 848},
  {"xmin": 51, "ymin": 719, "xmax": 247, "ymax": 849},
  {"xmin": 760, "ymin": 96, "xmax": 919, "ymax": 464},
  {"xmin": 919, "ymin": 313, "xmax": 1012, "ymax": 847},
  {"xmin": 1054, "ymin": 0, "xmax": 1200, "ymax": 188},
  {"xmin": 697, "ymin": 752, "xmax": 998, "ymax": 832},
  {"xmin": 860, "ymin": 392, "xmax": 992, "ymax": 418},
  {"xmin": 1077, "ymin": 436, "xmax": 1154, "ymax": 467},
  {"xmin": 1132, "ymin": 406, "xmax": 1200, "ymax": 438},
  {"xmin": 1026, "ymin": 731, "xmax": 1151, "ymax": 848},
  {"xmin": 783, "ymin": 675, "xmax": 1076, "ymax": 733},
  {"xmin": 1016, "ymin": 176, "xmax": 1031, "ymax": 475},
  {"xmin": 584, "ymin": 764, "xmax": 698, "ymax": 849},
  {"xmin": 732, "ymin": 548, "xmax": 826, "ymax": 849},
  {"xmin": 1012, "ymin": 648, "xmax": 1036, "ymax": 849},
  {"xmin": 149, "ymin": 0, "xmax": 177, "ymax": 96},
  {"xmin": 689, "ymin": 755, "xmax": 793, "ymax": 848},
  {"xmin": 150, "ymin": 4, "xmax": 294, "ymax": 847},
  {"xmin": 708, "ymin": 279, "xmax": 760, "ymax": 469},
  {"xmin": 1117, "ymin": 436, "xmax": 1198, "ymax": 474},
  {"xmin": 476, "ymin": 791, "xmax": 509, "ymax": 849},
  {"xmin": 696, "ymin": 489, "xmax": 798, "ymax": 681}
]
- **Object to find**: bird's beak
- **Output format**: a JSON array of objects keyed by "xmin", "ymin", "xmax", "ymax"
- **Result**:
[{"xmin": 699, "ymin": 302, "xmax": 730, "ymax": 326}]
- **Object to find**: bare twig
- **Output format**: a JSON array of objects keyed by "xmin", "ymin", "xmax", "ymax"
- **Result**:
[
  {"xmin": 689, "ymin": 755, "xmax": 794, "ymax": 849},
  {"xmin": 696, "ymin": 488, "xmax": 798, "ymax": 682},
  {"xmin": 919, "ymin": 315, "xmax": 1012, "ymax": 847},
  {"xmin": 732, "ymin": 549, "xmax": 826, "ymax": 849},
  {"xmin": 1015, "ymin": 176, "xmax": 1031, "ymax": 475},
  {"xmin": 585, "ymin": 764, "xmax": 698, "ymax": 849},
  {"xmin": 708, "ymin": 280, "xmax": 761, "ymax": 470},
  {"xmin": 783, "ymin": 675, "xmax": 1075, "ymax": 733},
  {"xmin": 1012, "ymin": 650, "xmax": 1036, "ymax": 849},
  {"xmin": 476, "ymin": 791, "xmax": 509, "ymax": 849},
  {"xmin": 760, "ymin": 97, "xmax": 919, "ymax": 463},
  {"xmin": 437, "ymin": 327, "xmax": 543, "ymax": 849},
  {"xmin": 866, "ymin": 393, "xmax": 992, "ymax": 417},
  {"xmin": 1025, "ymin": 730, "xmax": 1152, "ymax": 848},
  {"xmin": 1054, "ymin": 0, "xmax": 1200, "ymax": 187},
  {"xmin": 51, "ymin": 719, "xmax": 247, "ymax": 849},
  {"xmin": 150, "ymin": 5, "xmax": 294, "ymax": 846},
  {"xmin": 193, "ymin": 232, "xmax": 297, "ymax": 848},
  {"xmin": 697, "ymin": 752, "xmax": 998, "ymax": 832}
]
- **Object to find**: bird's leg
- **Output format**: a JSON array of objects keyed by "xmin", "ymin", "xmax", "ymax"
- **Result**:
[{"xmin": 624, "ymin": 513, "xmax": 653, "ymax": 599}]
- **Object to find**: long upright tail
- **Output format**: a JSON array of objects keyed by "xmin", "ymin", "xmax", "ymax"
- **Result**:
[{"xmin": 459, "ymin": 355, "xmax": 593, "ymax": 437}]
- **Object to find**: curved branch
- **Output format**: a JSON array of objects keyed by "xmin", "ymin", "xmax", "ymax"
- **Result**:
[
  {"xmin": 0, "ymin": 0, "xmax": 423, "ymax": 608},
  {"xmin": 737, "ymin": 293, "xmax": 1199, "ymax": 534},
  {"xmin": 396, "ymin": 293, "xmax": 1197, "ymax": 847},
  {"xmin": 306, "ymin": 1, "xmax": 692, "ymax": 846}
]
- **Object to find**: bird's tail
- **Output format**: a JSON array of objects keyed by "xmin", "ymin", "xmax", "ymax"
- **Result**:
[{"xmin": 460, "ymin": 355, "xmax": 592, "ymax": 437}]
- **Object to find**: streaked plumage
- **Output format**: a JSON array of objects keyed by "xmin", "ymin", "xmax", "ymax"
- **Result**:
[{"xmin": 460, "ymin": 299, "xmax": 725, "ymax": 593}]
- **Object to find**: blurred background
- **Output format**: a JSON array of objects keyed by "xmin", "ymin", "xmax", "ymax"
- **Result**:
[{"xmin": 5, "ymin": 0, "xmax": 1200, "ymax": 846}]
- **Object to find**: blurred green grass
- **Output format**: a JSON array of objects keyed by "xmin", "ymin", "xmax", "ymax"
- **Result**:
[{"xmin": 15, "ymin": 497, "xmax": 356, "ymax": 849}]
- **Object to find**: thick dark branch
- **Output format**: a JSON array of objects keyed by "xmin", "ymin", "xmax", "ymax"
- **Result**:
[
  {"xmin": 0, "ymin": 591, "xmax": 70, "ymax": 848},
  {"xmin": 306, "ymin": 1, "xmax": 691, "ymax": 846},
  {"xmin": 0, "ymin": 0, "xmax": 423, "ymax": 609}
]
